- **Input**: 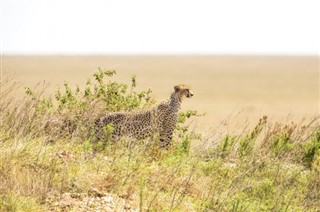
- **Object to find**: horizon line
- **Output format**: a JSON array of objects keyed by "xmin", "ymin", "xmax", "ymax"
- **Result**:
[{"xmin": 1, "ymin": 53, "xmax": 318, "ymax": 57}]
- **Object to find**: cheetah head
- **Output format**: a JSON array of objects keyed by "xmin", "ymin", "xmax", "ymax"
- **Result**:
[{"xmin": 174, "ymin": 84, "xmax": 194, "ymax": 102}]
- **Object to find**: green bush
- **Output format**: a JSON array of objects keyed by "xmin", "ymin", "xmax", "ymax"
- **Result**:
[
  {"xmin": 176, "ymin": 110, "xmax": 203, "ymax": 154},
  {"xmin": 19, "ymin": 68, "xmax": 156, "ymax": 140},
  {"xmin": 303, "ymin": 130, "xmax": 320, "ymax": 168},
  {"xmin": 219, "ymin": 134, "xmax": 237, "ymax": 158},
  {"xmin": 239, "ymin": 116, "xmax": 267, "ymax": 157},
  {"xmin": 268, "ymin": 123, "xmax": 296, "ymax": 158}
]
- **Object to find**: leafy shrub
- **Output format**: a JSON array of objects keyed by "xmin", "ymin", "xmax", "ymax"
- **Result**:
[
  {"xmin": 219, "ymin": 134, "xmax": 237, "ymax": 158},
  {"xmin": 302, "ymin": 130, "xmax": 320, "ymax": 169},
  {"xmin": 175, "ymin": 110, "xmax": 204, "ymax": 153},
  {"xmin": 268, "ymin": 122, "xmax": 296, "ymax": 158},
  {"xmin": 239, "ymin": 116, "xmax": 267, "ymax": 157},
  {"xmin": 20, "ymin": 68, "xmax": 156, "ymax": 140}
]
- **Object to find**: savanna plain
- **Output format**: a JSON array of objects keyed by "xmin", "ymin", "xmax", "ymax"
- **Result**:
[{"xmin": 0, "ymin": 56, "xmax": 319, "ymax": 211}]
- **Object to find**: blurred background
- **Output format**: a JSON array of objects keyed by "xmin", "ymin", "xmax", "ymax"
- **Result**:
[{"xmin": 1, "ymin": 0, "xmax": 319, "ymax": 128}]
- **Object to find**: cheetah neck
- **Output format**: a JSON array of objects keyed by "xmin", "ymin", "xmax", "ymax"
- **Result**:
[{"xmin": 169, "ymin": 92, "xmax": 181, "ymax": 111}]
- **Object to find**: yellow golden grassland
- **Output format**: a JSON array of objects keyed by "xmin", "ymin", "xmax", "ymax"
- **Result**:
[{"xmin": 2, "ymin": 55, "xmax": 319, "ymax": 128}]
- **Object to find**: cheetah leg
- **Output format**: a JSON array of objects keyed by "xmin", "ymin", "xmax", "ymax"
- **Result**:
[{"xmin": 160, "ymin": 128, "xmax": 174, "ymax": 149}]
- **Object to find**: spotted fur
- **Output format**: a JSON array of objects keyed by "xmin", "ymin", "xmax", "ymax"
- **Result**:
[{"xmin": 95, "ymin": 84, "xmax": 193, "ymax": 148}]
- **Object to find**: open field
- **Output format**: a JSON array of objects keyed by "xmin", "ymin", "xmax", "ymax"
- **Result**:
[
  {"xmin": 1, "ymin": 55, "xmax": 320, "ymax": 211},
  {"xmin": 2, "ymin": 55, "xmax": 319, "ymax": 128}
]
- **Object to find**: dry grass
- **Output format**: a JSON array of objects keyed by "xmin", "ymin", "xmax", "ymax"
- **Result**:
[{"xmin": 0, "ymin": 68, "xmax": 319, "ymax": 211}]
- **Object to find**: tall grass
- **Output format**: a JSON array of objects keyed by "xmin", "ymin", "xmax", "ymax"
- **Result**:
[{"xmin": 0, "ymin": 70, "xmax": 319, "ymax": 211}]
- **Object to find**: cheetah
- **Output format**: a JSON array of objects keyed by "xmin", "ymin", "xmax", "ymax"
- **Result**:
[{"xmin": 95, "ymin": 84, "xmax": 194, "ymax": 149}]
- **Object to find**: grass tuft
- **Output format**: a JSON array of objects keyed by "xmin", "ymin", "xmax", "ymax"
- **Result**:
[{"xmin": 0, "ymin": 70, "xmax": 319, "ymax": 211}]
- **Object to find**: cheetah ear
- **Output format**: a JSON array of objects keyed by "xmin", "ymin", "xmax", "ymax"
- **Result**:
[{"xmin": 174, "ymin": 85, "xmax": 180, "ymax": 93}]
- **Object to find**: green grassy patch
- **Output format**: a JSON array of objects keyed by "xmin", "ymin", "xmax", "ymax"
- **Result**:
[{"xmin": 1, "ymin": 70, "xmax": 319, "ymax": 211}]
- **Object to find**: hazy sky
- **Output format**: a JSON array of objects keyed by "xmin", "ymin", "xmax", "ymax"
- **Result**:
[{"xmin": 1, "ymin": 0, "xmax": 319, "ymax": 55}]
